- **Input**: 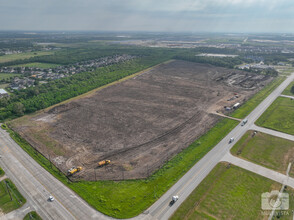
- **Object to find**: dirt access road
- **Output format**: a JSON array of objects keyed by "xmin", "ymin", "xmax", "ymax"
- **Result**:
[{"xmin": 10, "ymin": 60, "xmax": 273, "ymax": 181}]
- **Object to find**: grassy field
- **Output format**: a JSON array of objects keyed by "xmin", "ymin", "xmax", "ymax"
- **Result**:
[
  {"xmin": 231, "ymin": 76, "xmax": 286, "ymax": 119},
  {"xmin": 0, "ymin": 73, "xmax": 21, "ymax": 80},
  {"xmin": 23, "ymin": 211, "xmax": 42, "ymax": 220},
  {"xmin": 282, "ymin": 80, "xmax": 294, "ymax": 96},
  {"xmin": 5, "ymin": 118, "xmax": 238, "ymax": 218},
  {"xmin": 255, "ymin": 97, "xmax": 294, "ymax": 135},
  {"xmin": 0, "ymin": 84, "xmax": 9, "ymax": 89},
  {"xmin": 0, "ymin": 51, "xmax": 54, "ymax": 64},
  {"xmin": 0, "ymin": 179, "xmax": 26, "ymax": 214},
  {"xmin": 11, "ymin": 62, "xmax": 60, "ymax": 68},
  {"xmin": 171, "ymin": 163, "xmax": 294, "ymax": 220},
  {"xmin": 0, "ymin": 167, "xmax": 5, "ymax": 177},
  {"xmin": 231, "ymin": 131, "xmax": 294, "ymax": 177}
]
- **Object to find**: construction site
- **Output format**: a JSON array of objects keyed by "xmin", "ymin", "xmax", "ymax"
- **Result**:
[{"xmin": 10, "ymin": 60, "xmax": 274, "ymax": 181}]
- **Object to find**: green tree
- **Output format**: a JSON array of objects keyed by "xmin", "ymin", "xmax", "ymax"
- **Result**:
[
  {"xmin": 291, "ymin": 85, "xmax": 294, "ymax": 94},
  {"xmin": 12, "ymin": 102, "xmax": 25, "ymax": 116}
]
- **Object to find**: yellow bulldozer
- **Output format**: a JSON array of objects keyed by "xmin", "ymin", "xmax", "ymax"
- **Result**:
[
  {"xmin": 98, "ymin": 160, "xmax": 111, "ymax": 167},
  {"xmin": 67, "ymin": 166, "xmax": 82, "ymax": 176}
]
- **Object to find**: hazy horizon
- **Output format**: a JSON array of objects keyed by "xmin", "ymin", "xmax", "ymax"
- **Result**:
[{"xmin": 1, "ymin": 0, "xmax": 294, "ymax": 33}]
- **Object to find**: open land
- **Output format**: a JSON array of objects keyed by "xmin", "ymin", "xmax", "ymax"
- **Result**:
[
  {"xmin": 11, "ymin": 62, "xmax": 60, "ymax": 68},
  {"xmin": 0, "ymin": 51, "xmax": 54, "ymax": 63},
  {"xmin": 282, "ymin": 80, "xmax": 294, "ymax": 96},
  {"xmin": 231, "ymin": 131, "xmax": 294, "ymax": 177},
  {"xmin": 256, "ymin": 97, "xmax": 294, "ymax": 135},
  {"xmin": 10, "ymin": 60, "xmax": 274, "ymax": 181},
  {"xmin": 170, "ymin": 163, "xmax": 294, "ymax": 220},
  {"xmin": 0, "ymin": 73, "xmax": 21, "ymax": 80}
]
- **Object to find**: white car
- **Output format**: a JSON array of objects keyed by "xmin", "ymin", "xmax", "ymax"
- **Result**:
[
  {"xmin": 49, "ymin": 195, "xmax": 54, "ymax": 202},
  {"xmin": 229, "ymin": 137, "xmax": 234, "ymax": 143},
  {"xmin": 241, "ymin": 118, "xmax": 248, "ymax": 126},
  {"xmin": 170, "ymin": 195, "xmax": 179, "ymax": 206}
]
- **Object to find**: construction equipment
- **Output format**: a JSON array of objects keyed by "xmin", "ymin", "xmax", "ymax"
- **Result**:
[
  {"xmin": 98, "ymin": 160, "xmax": 111, "ymax": 167},
  {"xmin": 67, "ymin": 166, "xmax": 82, "ymax": 176}
]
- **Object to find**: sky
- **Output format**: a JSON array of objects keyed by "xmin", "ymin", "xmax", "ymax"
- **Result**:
[{"xmin": 0, "ymin": 0, "xmax": 294, "ymax": 33}]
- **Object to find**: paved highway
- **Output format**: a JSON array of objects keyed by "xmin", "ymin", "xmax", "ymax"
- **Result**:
[
  {"xmin": 146, "ymin": 73, "xmax": 294, "ymax": 220},
  {"xmin": 0, "ymin": 128, "xmax": 107, "ymax": 220},
  {"xmin": 0, "ymin": 73, "xmax": 293, "ymax": 220}
]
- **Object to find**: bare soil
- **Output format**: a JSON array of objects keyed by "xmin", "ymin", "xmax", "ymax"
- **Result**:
[{"xmin": 10, "ymin": 60, "xmax": 273, "ymax": 180}]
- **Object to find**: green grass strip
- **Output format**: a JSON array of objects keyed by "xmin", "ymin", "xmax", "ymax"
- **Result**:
[
  {"xmin": 255, "ymin": 97, "xmax": 294, "ymax": 135},
  {"xmin": 282, "ymin": 80, "xmax": 294, "ymax": 96},
  {"xmin": 0, "ymin": 178, "xmax": 26, "ymax": 213},
  {"xmin": 4, "ymin": 118, "xmax": 238, "ymax": 218},
  {"xmin": 23, "ymin": 211, "xmax": 42, "ymax": 220}
]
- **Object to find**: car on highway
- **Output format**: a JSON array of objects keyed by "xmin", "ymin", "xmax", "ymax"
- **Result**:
[
  {"xmin": 169, "ymin": 195, "xmax": 179, "ymax": 206},
  {"xmin": 241, "ymin": 118, "xmax": 248, "ymax": 126},
  {"xmin": 229, "ymin": 137, "xmax": 234, "ymax": 143},
  {"xmin": 48, "ymin": 195, "xmax": 54, "ymax": 202}
]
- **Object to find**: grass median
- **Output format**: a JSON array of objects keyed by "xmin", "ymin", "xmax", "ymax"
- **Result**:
[
  {"xmin": 282, "ymin": 80, "xmax": 294, "ymax": 96},
  {"xmin": 231, "ymin": 76, "xmax": 286, "ymax": 119},
  {"xmin": 170, "ymin": 163, "xmax": 294, "ymax": 220},
  {"xmin": 231, "ymin": 131, "xmax": 294, "ymax": 177},
  {"xmin": 0, "ymin": 178, "xmax": 26, "ymax": 214},
  {"xmin": 23, "ymin": 211, "xmax": 42, "ymax": 220},
  {"xmin": 255, "ymin": 97, "xmax": 294, "ymax": 135},
  {"xmin": 4, "ymin": 118, "xmax": 238, "ymax": 218}
]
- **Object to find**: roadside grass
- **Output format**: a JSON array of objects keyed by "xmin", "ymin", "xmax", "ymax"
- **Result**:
[
  {"xmin": 231, "ymin": 76, "xmax": 286, "ymax": 119},
  {"xmin": 170, "ymin": 163, "xmax": 294, "ymax": 220},
  {"xmin": 0, "ymin": 167, "xmax": 5, "ymax": 177},
  {"xmin": 255, "ymin": 97, "xmax": 294, "ymax": 135},
  {"xmin": 11, "ymin": 62, "xmax": 60, "ymax": 68},
  {"xmin": 4, "ymin": 118, "xmax": 238, "ymax": 218},
  {"xmin": 23, "ymin": 211, "xmax": 42, "ymax": 220},
  {"xmin": 282, "ymin": 80, "xmax": 294, "ymax": 96},
  {"xmin": 0, "ymin": 84, "xmax": 9, "ymax": 89},
  {"xmin": 0, "ymin": 73, "xmax": 21, "ymax": 80},
  {"xmin": 0, "ymin": 179, "xmax": 26, "ymax": 214},
  {"xmin": 0, "ymin": 51, "xmax": 54, "ymax": 64},
  {"xmin": 231, "ymin": 131, "xmax": 294, "ymax": 177}
]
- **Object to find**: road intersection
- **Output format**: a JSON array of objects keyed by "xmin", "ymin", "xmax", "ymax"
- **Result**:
[{"xmin": 0, "ymin": 73, "xmax": 293, "ymax": 220}]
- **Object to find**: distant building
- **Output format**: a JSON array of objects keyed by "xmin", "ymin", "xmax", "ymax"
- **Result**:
[{"xmin": 0, "ymin": 89, "xmax": 9, "ymax": 98}]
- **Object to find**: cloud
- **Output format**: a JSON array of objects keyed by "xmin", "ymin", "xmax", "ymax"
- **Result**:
[{"xmin": 0, "ymin": 0, "xmax": 293, "ymax": 32}]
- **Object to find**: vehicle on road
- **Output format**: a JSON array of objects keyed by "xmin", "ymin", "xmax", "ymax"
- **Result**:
[
  {"xmin": 48, "ymin": 195, "xmax": 54, "ymax": 202},
  {"xmin": 169, "ymin": 195, "xmax": 179, "ymax": 206},
  {"xmin": 229, "ymin": 137, "xmax": 234, "ymax": 143},
  {"xmin": 241, "ymin": 118, "xmax": 248, "ymax": 126}
]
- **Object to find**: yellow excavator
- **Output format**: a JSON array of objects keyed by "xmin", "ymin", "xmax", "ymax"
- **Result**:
[
  {"xmin": 98, "ymin": 160, "xmax": 111, "ymax": 167},
  {"xmin": 67, "ymin": 166, "xmax": 82, "ymax": 176}
]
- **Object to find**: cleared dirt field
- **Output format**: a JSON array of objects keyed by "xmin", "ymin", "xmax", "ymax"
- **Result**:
[{"xmin": 10, "ymin": 60, "xmax": 273, "ymax": 180}]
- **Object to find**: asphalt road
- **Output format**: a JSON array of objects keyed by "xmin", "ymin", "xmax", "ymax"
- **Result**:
[
  {"xmin": 146, "ymin": 73, "xmax": 294, "ymax": 220},
  {"xmin": 0, "ymin": 128, "xmax": 107, "ymax": 220},
  {"xmin": 0, "ymin": 73, "xmax": 293, "ymax": 220},
  {"xmin": 221, "ymin": 153, "xmax": 294, "ymax": 188}
]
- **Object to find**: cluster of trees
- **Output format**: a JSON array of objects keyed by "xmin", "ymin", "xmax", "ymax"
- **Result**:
[
  {"xmin": 173, "ymin": 54, "xmax": 245, "ymax": 69},
  {"xmin": 0, "ymin": 51, "xmax": 174, "ymax": 121},
  {"xmin": 291, "ymin": 85, "xmax": 294, "ymax": 94}
]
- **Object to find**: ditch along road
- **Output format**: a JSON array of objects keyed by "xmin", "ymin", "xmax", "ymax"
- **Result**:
[{"xmin": 0, "ymin": 73, "xmax": 293, "ymax": 220}]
